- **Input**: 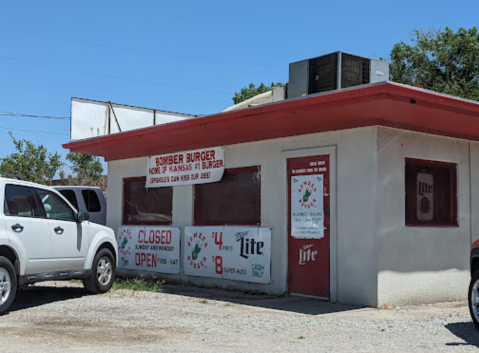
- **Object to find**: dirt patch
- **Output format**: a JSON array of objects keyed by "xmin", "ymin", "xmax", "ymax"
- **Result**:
[{"xmin": 0, "ymin": 282, "xmax": 477, "ymax": 352}]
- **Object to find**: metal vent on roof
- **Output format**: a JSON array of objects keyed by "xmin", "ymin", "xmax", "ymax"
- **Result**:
[
  {"xmin": 308, "ymin": 53, "xmax": 338, "ymax": 94},
  {"xmin": 341, "ymin": 53, "xmax": 370, "ymax": 88},
  {"xmin": 288, "ymin": 51, "xmax": 389, "ymax": 99}
]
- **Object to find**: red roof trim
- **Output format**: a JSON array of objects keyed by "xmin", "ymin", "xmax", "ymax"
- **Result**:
[{"xmin": 63, "ymin": 83, "xmax": 479, "ymax": 161}]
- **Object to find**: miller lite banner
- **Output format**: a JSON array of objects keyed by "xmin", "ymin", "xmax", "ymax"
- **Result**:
[
  {"xmin": 146, "ymin": 147, "xmax": 225, "ymax": 187},
  {"xmin": 117, "ymin": 226, "xmax": 180, "ymax": 274},
  {"xmin": 184, "ymin": 226, "xmax": 271, "ymax": 284},
  {"xmin": 417, "ymin": 172, "xmax": 434, "ymax": 221},
  {"xmin": 291, "ymin": 174, "xmax": 324, "ymax": 239}
]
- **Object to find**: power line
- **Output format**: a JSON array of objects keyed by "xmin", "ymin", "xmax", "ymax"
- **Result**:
[
  {"xmin": 0, "ymin": 55, "xmax": 232, "ymax": 95},
  {"xmin": 0, "ymin": 126, "xmax": 69, "ymax": 136},
  {"xmin": 0, "ymin": 111, "xmax": 69, "ymax": 120},
  {"xmin": 0, "ymin": 26, "xmax": 286, "ymax": 68}
]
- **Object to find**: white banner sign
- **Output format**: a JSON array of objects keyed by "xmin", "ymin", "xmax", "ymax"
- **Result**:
[
  {"xmin": 184, "ymin": 227, "xmax": 271, "ymax": 284},
  {"xmin": 117, "ymin": 226, "xmax": 180, "ymax": 274},
  {"xmin": 291, "ymin": 175, "xmax": 324, "ymax": 239},
  {"xmin": 146, "ymin": 147, "xmax": 225, "ymax": 187}
]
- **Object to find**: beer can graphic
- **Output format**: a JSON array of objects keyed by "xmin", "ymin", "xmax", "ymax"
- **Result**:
[{"xmin": 417, "ymin": 172, "xmax": 433, "ymax": 221}]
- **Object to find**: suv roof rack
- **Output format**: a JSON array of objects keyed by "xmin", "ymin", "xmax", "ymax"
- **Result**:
[{"xmin": 0, "ymin": 172, "xmax": 25, "ymax": 180}]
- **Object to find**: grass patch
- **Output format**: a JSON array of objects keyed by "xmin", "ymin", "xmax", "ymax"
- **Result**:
[
  {"xmin": 298, "ymin": 336, "xmax": 305, "ymax": 339},
  {"xmin": 112, "ymin": 277, "xmax": 164, "ymax": 293},
  {"xmin": 223, "ymin": 303, "xmax": 233, "ymax": 307},
  {"xmin": 198, "ymin": 299, "xmax": 209, "ymax": 304},
  {"xmin": 70, "ymin": 279, "xmax": 82, "ymax": 284}
]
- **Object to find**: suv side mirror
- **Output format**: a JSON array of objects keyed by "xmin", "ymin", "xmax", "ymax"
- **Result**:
[{"xmin": 77, "ymin": 210, "xmax": 90, "ymax": 222}]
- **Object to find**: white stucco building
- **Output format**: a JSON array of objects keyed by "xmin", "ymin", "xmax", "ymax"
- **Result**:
[{"xmin": 64, "ymin": 81, "xmax": 479, "ymax": 307}]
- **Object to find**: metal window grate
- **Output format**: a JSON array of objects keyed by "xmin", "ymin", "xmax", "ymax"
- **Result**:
[
  {"xmin": 405, "ymin": 159, "xmax": 457, "ymax": 226},
  {"xmin": 194, "ymin": 166, "xmax": 261, "ymax": 225},
  {"xmin": 122, "ymin": 177, "xmax": 173, "ymax": 225},
  {"xmin": 341, "ymin": 53, "xmax": 370, "ymax": 88},
  {"xmin": 308, "ymin": 53, "xmax": 338, "ymax": 94}
]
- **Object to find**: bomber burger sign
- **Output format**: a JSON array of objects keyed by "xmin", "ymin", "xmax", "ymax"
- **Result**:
[{"xmin": 146, "ymin": 147, "xmax": 225, "ymax": 187}]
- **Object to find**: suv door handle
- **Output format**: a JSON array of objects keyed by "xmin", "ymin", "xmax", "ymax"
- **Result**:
[
  {"xmin": 11, "ymin": 223, "xmax": 24, "ymax": 232},
  {"xmin": 54, "ymin": 226, "xmax": 64, "ymax": 234}
]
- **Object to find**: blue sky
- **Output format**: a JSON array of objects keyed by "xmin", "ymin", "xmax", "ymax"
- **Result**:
[{"xmin": 0, "ymin": 0, "xmax": 478, "ymax": 173}]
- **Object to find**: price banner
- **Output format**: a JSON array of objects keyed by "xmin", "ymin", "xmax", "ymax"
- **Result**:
[
  {"xmin": 117, "ymin": 226, "xmax": 180, "ymax": 274},
  {"xmin": 146, "ymin": 147, "xmax": 225, "ymax": 187},
  {"xmin": 184, "ymin": 226, "xmax": 271, "ymax": 284}
]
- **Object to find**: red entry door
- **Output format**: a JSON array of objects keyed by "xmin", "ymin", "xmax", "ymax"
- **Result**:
[{"xmin": 287, "ymin": 155, "xmax": 330, "ymax": 299}]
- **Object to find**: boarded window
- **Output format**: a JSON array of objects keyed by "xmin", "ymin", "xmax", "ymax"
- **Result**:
[
  {"xmin": 405, "ymin": 158, "xmax": 457, "ymax": 227},
  {"xmin": 194, "ymin": 166, "xmax": 261, "ymax": 225},
  {"xmin": 123, "ymin": 177, "xmax": 173, "ymax": 225}
]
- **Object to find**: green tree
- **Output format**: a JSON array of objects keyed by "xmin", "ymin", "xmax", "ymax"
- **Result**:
[
  {"xmin": 389, "ymin": 27, "xmax": 479, "ymax": 101},
  {"xmin": 0, "ymin": 132, "xmax": 63, "ymax": 184},
  {"xmin": 232, "ymin": 82, "xmax": 283, "ymax": 105},
  {"xmin": 65, "ymin": 152, "xmax": 104, "ymax": 187}
]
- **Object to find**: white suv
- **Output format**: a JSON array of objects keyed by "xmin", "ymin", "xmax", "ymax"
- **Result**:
[{"xmin": 0, "ymin": 177, "xmax": 118, "ymax": 314}]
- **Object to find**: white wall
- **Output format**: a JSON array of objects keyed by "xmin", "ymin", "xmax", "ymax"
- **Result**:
[
  {"xmin": 107, "ymin": 127, "xmax": 380, "ymax": 306},
  {"xmin": 107, "ymin": 126, "xmax": 477, "ymax": 307},
  {"xmin": 376, "ymin": 127, "xmax": 471, "ymax": 306},
  {"xmin": 335, "ymin": 128, "xmax": 378, "ymax": 306}
]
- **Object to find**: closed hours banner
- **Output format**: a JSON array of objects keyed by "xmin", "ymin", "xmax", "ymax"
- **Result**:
[
  {"xmin": 184, "ymin": 226, "xmax": 271, "ymax": 284},
  {"xmin": 117, "ymin": 226, "xmax": 180, "ymax": 274}
]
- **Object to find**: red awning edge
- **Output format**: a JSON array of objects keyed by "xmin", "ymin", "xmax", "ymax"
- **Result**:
[{"xmin": 63, "ymin": 82, "xmax": 479, "ymax": 161}]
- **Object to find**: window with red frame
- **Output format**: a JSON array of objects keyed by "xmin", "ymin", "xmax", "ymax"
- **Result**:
[
  {"xmin": 405, "ymin": 158, "xmax": 457, "ymax": 227},
  {"xmin": 194, "ymin": 166, "xmax": 261, "ymax": 225},
  {"xmin": 123, "ymin": 177, "xmax": 173, "ymax": 225}
]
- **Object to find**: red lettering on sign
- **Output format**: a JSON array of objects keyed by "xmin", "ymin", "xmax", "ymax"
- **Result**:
[
  {"xmin": 138, "ymin": 229, "xmax": 172, "ymax": 244},
  {"xmin": 150, "ymin": 176, "xmax": 169, "ymax": 184},
  {"xmin": 138, "ymin": 230, "xmax": 146, "ymax": 243},
  {"xmin": 149, "ymin": 167, "xmax": 161, "ymax": 175},
  {"xmin": 155, "ymin": 154, "xmax": 184, "ymax": 166},
  {"xmin": 186, "ymin": 149, "xmax": 218, "ymax": 163},
  {"xmin": 135, "ymin": 253, "xmax": 157, "ymax": 268},
  {"xmin": 201, "ymin": 160, "xmax": 224, "ymax": 169}
]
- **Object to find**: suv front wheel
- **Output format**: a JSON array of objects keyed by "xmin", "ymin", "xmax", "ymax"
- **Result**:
[
  {"xmin": 83, "ymin": 248, "xmax": 115, "ymax": 294},
  {"xmin": 0, "ymin": 256, "xmax": 17, "ymax": 315}
]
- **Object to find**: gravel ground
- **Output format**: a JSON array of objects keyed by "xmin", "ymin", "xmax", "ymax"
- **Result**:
[{"xmin": 0, "ymin": 281, "xmax": 478, "ymax": 352}]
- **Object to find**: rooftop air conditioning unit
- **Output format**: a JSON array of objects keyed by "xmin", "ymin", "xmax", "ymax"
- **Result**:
[{"xmin": 287, "ymin": 51, "xmax": 389, "ymax": 99}]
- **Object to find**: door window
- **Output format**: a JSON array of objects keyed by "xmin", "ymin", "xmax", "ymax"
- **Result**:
[
  {"xmin": 4, "ymin": 184, "xmax": 41, "ymax": 218},
  {"xmin": 82, "ymin": 190, "xmax": 101, "ymax": 212},
  {"xmin": 58, "ymin": 190, "xmax": 79, "ymax": 210},
  {"xmin": 36, "ymin": 189, "xmax": 76, "ymax": 222}
]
